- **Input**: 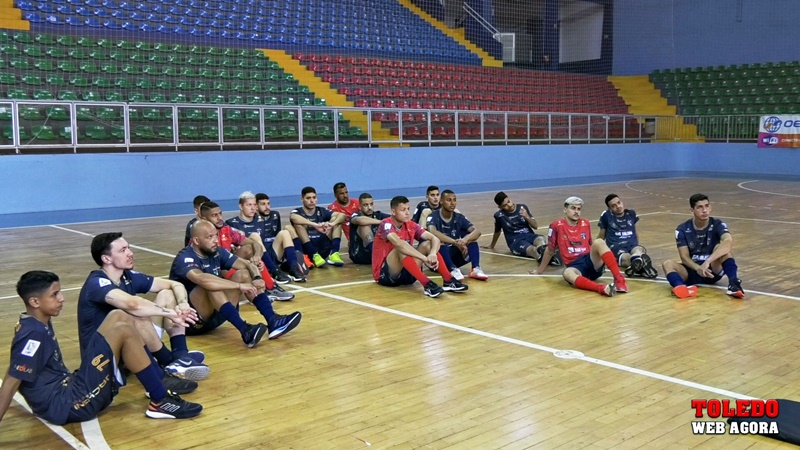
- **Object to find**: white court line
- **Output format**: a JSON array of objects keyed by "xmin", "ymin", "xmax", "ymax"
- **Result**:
[
  {"xmin": 81, "ymin": 419, "xmax": 111, "ymax": 450},
  {"xmin": 295, "ymin": 283, "xmax": 757, "ymax": 401},
  {"xmin": 659, "ymin": 212, "xmax": 800, "ymax": 226},
  {"xmin": 738, "ymin": 180, "xmax": 800, "ymax": 198},
  {"xmin": 0, "ymin": 286, "xmax": 83, "ymax": 300},
  {"xmin": 49, "ymin": 225, "xmax": 176, "ymax": 258},
  {"xmin": 0, "ymin": 387, "xmax": 91, "ymax": 450}
]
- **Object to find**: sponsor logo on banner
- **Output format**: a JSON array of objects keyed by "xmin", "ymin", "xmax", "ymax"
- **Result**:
[{"xmin": 759, "ymin": 115, "xmax": 800, "ymax": 148}]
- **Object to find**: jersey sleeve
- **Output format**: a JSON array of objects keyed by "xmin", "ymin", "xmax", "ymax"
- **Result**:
[
  {"xmin": 8, "ymin": 328, "xmax": 48, "ymax": 383},
  {"xmin": 546, "ymin": 222, "xmax": 559, "ymax": 250},
  {"xmin": 229, "ymin": 228, "xmax": 246, "ymax": 246},
  {"xmin": 411, "ymin": 221, "xmax": 426, "ymax": 241},
  {"xmin": 274, "ymin": 211, "xmax": 282, "ymax": 230},
  {"xmin": 218, "ymin": 248, "xmax": 238, "ymax": 271},
  {"xmin": 598, "ymin": 211, "xmax": 609, "ymax": 230},
  {"xmin": 715, "ymin": 219, "xmax": 730, "ymax": 237},
  {"xmin": 172, "ymin": 252, "xmax": 203, "ymax": 280},
  {"xmin": 522, "ymin": 204, "xmax": 534, "ymax": 219},
  {"xmin": 375, "ymin": 220, "xmax": 394, "ymax": 242},
  {"xmin": 630, "ymin": 209, "xmax": 640, "ymax": 225},
  {"xmin": 320, "ymin": 208, "xmax": 333, "ymax": 222},
  {"xmin": 129, "ymin": 271, "xmax": 155, "ymax": 293},
  {"xmin": 493, "ymin": 212, "xmax": 502, "ymax": 233},
  {"xmin": 459, "ymin": 214, "xmax": 474, "ymax": 233},
  {"xmin": 675, "ymin": 226, "xmax": 689, "ymax": 248}
]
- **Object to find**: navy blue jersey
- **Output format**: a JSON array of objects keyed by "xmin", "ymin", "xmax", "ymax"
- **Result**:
[
  {"xmin": 349, "ymin": 210, "xmax": 389, "ymax": 260},
  {"xmin": 226, "ymin": 215, "xmax": 265, "ymax": 242},
  {"xmin": 676, "ymin": 217, "xmax": 730, "ymax": 263},
  {"xmin": 258, "ymin": 211, "xmax": 282, "ymax": 242},
  {"xmin": 169, "ymin": 246, "xmax": 238, "ymax": 293},
  {"xmin": 8, "ymin": 315, "xmax": 72, "ymax": 424},
  {"xmin": 291, "ymin": 206, "xmax": 333, "ymax": 237},
  {"xmin": 77, "ymin": 269, "xmax": 153, "ymax": 355},
  {"xmin": 598, "ymin": 209, "xmax": 639, "ymax": 250},
  {"xmin": 412, "ymin": 201, "xmax": 441, "ymax": 224},
  {"xmin": 184, "ymin": 217, "xmax": 198, "ymax": 247},
  {"xmin": 426, "ymin": 210, "xmax": 474, "ymax": 241},
  {"xmin": 493, "ymin": 204, "xmax": 536, "ymax": 248}
]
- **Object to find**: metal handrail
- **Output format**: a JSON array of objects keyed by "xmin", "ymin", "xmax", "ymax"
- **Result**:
[{"xmin": 462, "ymin": 2, "xmax": 501, "ymax": 41}]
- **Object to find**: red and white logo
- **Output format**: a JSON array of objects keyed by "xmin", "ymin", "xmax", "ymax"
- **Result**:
[{"xmin": 690, "ymin": 399, "xmax": 780, "ymax": 435}]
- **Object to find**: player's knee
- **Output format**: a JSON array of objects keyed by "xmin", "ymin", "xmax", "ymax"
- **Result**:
[
  {"xmin": 592, "ymin": 239, "xmax": 609, "ymax": 252},
  {"xmin": 154, "ymin": 289, "xmax": 177, "ymax": 308},
  {"xmin": 662, "ymin": 259, "xmax": 677, "ymax": 272},
  {"xmin": 230, "ymin": 270, "xmax": 250, "ymax": 283}
]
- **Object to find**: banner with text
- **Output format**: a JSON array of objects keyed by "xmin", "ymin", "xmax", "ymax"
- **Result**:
[{"xmin": 758, "ymin": 115, "xmax": 800, "ymax": 148}]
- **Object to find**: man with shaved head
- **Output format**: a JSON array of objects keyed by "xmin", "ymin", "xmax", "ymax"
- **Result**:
[{"xmin": 169, "ymin": 220, "xmax": 301, "ymax": 348}]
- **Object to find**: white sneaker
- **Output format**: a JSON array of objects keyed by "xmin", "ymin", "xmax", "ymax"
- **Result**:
[
  {"xmin": 469, "ymin": 267, "xmax": 489, "ymax": 281},
  {"xmin": 450, "ymin": 268, "xmax": 465, "ymax": 281}
]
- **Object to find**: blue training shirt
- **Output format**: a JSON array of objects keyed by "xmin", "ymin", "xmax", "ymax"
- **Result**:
[
  {"xmin": 8, "ymin": 315, "xmax": 72, "ymax": 425},
  {"xmin": 675, "ymin": 217, "xmax": 730, "ymax": 263},
  {"xmin": 169, "ymin": 246, "xmax": 238, "ymax": 293},
  {"xmin": 427, "ymin": 210, "xmax": 474, "ymax": 241},
  {"xmin": 493, "ymin": 203, "xmax": 536, "ymax": 248},
  {"xmin": 598, "ymin": 209, "xmax": 639, "ymax": 250},
  {"xmin": 258, "ymin": 211, "xmax": 282, "ymax": 242},
  {"xmin": 77, "ymin": 269, "xmax": 154, "ymax": 356},
  {"xmin": 290, "ymin": 206, "xmax": 333, "ymax": 238}
]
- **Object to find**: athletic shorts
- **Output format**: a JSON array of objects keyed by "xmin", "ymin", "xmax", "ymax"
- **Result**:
[
  {"xmin": 377, "ymin": 261, "xmax": 417, "ymax": 287},
  {"xmin": 309, "ymin": 234, "xmax": 332, "ymax": 258},
  {"xmin": 63, "ymin": 332, "xmax": 119, "ymax": 424},
  {"xmin": 567, "ymin": 253, "xmax": 605, "ymax": 281},
  {"xmin": 682, "ymin": 263, "xmax": 723, "ymax": 285},
  {"xmin": 442, "ymin": 245, "xmax": 469, "ymax": 268},
  {"xmin": 349, "ymin": 242, "xmax": 372, "ymax": 265},
  {"xmin": 609, "ymin": 241, "xmax": 637, "ymax": 257},
  {"xmin": 186, "ymin": 293, "xmax": 236, "ymax": 335},
  {"xmin": 509, "ymin": 234, "xmax": 540, "ymax": 257}
]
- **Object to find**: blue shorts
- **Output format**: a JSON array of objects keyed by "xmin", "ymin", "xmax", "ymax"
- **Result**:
[
  {"xmin": 567, "ymin": 253, "xmax": 605, "ymax": 281},
  {"xmin": 186, "ymin": 295, "xmax": 235, "ymax": 335},
  {"xmin": 349, "ymin": 241, "xmax": 372, "ymax": 265},
  {"xmin": 509, "ymin": 233, "xmax": 541, "ymax": 257},
  {"xmin": 63, "ymin": 332, "xmax": 119, "ymax": 424},
  {"xmin": 682, "ymin": 263, "xmax": 723, "ymax": 285},
  {"xmin": 443, "ymin": 245, "xmax": 469, "ymax": 268},
  {"xmin": 609, "ymin": 241, "xmax": 637, "ymax": 256},
  {"xmin": 309, "ymin": 234, "xmax": 332, "ymax": 258},
  {"xmin": 377, "ymin": 261, "xmax": 417, "ymax": 287}
]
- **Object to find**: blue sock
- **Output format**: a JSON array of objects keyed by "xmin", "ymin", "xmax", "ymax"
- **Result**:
[
  {"xmin": 261, "ymin": 253, "xmax": 278, "ymax": 272},
  {"xmin": 293, "ymin": 238, "xmax": 303, "ymax": 252},
  {"xmin": 251, "ymin": 293, "xmax": 276, "ymax": 322},
  {"xmin": 218, "ymin": 302, "xmax": 247, "ymax": 333},
  {"xmin": 146, "ymin": 347, "xmax": 165, "ymax": 377},
  {"xmin": 152, "ymin": 344, "xmax": 173, "ymax": 366},
  {"xmin": 169, "ymin": 335, "xmax": 188, "ymax": 360},
  {"xmin": 467, "ymin": 242, "xmax": 480, "ymax": 267},
  {"xmin": 439, "ymin": 246, "xmax": 456, "ymax": 270},
  {"xmin": 285, "ymin": 247, "xmax": 298, "ymax": 267},
  {"xmin": 303, "ymin": 241, "xmax": 317, "ymax": 256},
  {"xmin": 331, "ymin": 237, "xmax": 341, "ymax": 253},
  {"xmin": 666, "ymin": 272, "xmax": 685, "ymax": 288},
  {"xmin": 721, "ymin": 258, "xmax": 738, "ymax": 281},
  {"xmin": 137, "ymin": 363, "xmax": 167, "ymax": 402}
]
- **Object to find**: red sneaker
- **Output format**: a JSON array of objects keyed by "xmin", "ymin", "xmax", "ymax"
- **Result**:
[
  {"xmin": 614, "ymin": 277, "xmax": 628, "ymax": 293},
  {"xmin": 672, "ymin": 285, "xmax": 698, "ymax": 299}
]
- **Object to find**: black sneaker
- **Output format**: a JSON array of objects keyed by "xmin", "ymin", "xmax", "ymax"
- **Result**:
[
  {"xmin": 297, "ymin": 250, "xmax": 311, "ymax": 275},
  {"xmin": 726, "ymin": 278, "xmax": 745, "ymax": 299},
  {"xmin": 242, "ymin": 323, "xmax": 268, "ymax": 348},
  {"xmin": 442, "ymin": 278, "xmax": 469, "ymax": 293},
  {"xmin": 535, "ymin": 245, "xmax": 546, "ymax": 263},
  {"xmin": 549, "ymin": 252, "xmax": 562, "ymax": 266},
  {"xmin": 271, "ymin": 269, "xmax": 291, "ymax": 285},
  {"xmin": 186, "ymin": 350, "xmax": 205, "ymax": 364},
  {"xmin": 158, "ymin": 373, "xmax": 197, "ymax": 396},
  {"xmin": 267, "ymin": 284, "xmax": 295, "ymax": 302},
  {"xmin": 288, "ymin": 264, "xmax": 307, "ymax": 282},
  {"xmin": 268, "ymin": 311, "xmax": 302, "ymax": 339},
  {"xmin": 164, "ymin": 358, "xmax": 210, "ymax": 382},
  {"xmin": 146, "ymin": 391, "xmax": 203, "ymax": 419},
  {"xmin": 640, "ymin": 254, "xmax": 658, "ymax": 278},
  {"xmin": 423, "ymin": 281, "xmax": 444, "ymax": 298}
]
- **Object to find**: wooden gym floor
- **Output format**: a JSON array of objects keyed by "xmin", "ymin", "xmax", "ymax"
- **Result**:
[{"xmin": 0, "ymin": 177, "xmax": 799, "ymax": 449}]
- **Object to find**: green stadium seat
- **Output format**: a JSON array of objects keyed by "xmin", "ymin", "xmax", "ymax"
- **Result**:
[
  {"xmin": 106, "ymin": 92, "xmax": 123, "ymax": 102},
  {"xmin": 229, "ymin": 95, "xmax": 243, "ymax": 105},
  {"xmin": 122, "ymin": 64, "xmax": 140, "ymax": 75},
  {"xmin": 183, "ymin": 109, "xmax": 204, "ymax": 120},
  {"xmin": 280, "ymin": 125, "xmax": 298, "ymax": 139},
  {"xmin": 202, "ymin": 125, "xmax": 219, "ymax": 140},
  {"xmin": 150, "ymin": 93, "xmax": 166, "ymax": 103},
  {"xmin": 222, "ymin": 125, "xmax": 242, "ymax": 140},
  {"xmin": 22, "ymin": 74, "xmax": 43, "ymax": 86},
  {"xmin": 35, "ymin": 34, "xmax": 55, "ymax": 45},
  {"xmin": 156, "ymin": 125, "xmax": 174, "ymax": 140},
  {"xmin": 130, "ymin": 53, "xmax": 148, "ymax": 63},
  {"xmin": 0, "ymin": 72, "xmax": 15, "ymax": 84},
  {"xmin": 109, "ymin": 126, "xmax": 125, "ymax": 141},
  {"xmin": 85, "ymin": 125, "xmax": 109, "ymax": 140},
  {"xmin": 175, "ymin": 80, "xmax": 192, "ymax": 91},
  {"xmin": 57, "ymin": 90, "xmax": 78, "ymax": 101},
  {"xmin": 148, "ymin": 54, "xmax": 167, "ymax": 64},
  {"xmin": 134, "ymin": 125, "xmax": 157, "ymax": 140},
  {"xmin": 58, "ymin": 126, "xmax": 74, "ymax": 141},
  {"xmin": 142, "ymin": 108, "xmax": 161, "ymax": 120},
  {"xmin": 76, "ymin": 36, "xmax": 94, "ymax": 47},
  {"xmin": 209, "ymin": 94, "xmax": 225, "ymax": 104},
  {"xmin": 163, "ymin": 67, "xmax": 180, "ymax": 77},
  {"xmin": 46, "ymin": 47, "xmax": 66, "ymax": 58},
  {"xmin": 35, "ymin": 60, "xmax": 56, "ymax": 71},
  {"xmin": 281, "ymin": 97, "xmax": 297, "ymax": 106},
  {"xmin": 47, "ymin": 106, "xmax": 69, "ymax": 121},
  {"xmin": 31, "ymin": 125, "xmax": 58, "ymax": 141},
  {"xmin": 19, "ymin": 107, "xmax": 43, "ymax": 120},
  {"xmin": 225, "ymin": 109, "xmax": 243, "ymax": 121},
  {"xmin": 82, "ymin": 91, "xmax": 102, "ymax": 101},
  {"xmin": 0, "ymin": 106, "xmax": 9, "ymax": 121},
  {"xmin": 242, "ymin": 125, "xmax": 259, "ymax": 139},
  {"xmin": 315, "ymin": 125, "xmax": 334, "ymax": 139},
  {"xmin": 10, "ymin": 57, "xmax": 30, "ymax": 70},
  {"xmin": 0, "ymin": 44, "xmax": 20, "ymax": 56},
  {"xmin": 155, "ymin": 80, "xmax": 171, "ymax": 90},
  {"xmin": 92, "ymin": 76, "xmax": 111, "ymax": 88},
  {"xmin": 7, "ymin": 88, "xmax": 28, "ymax": 99},
  {"xmin": 113, "ymin": 77, "xmax": 131, "ymax": 89},
  {"xmin": 314, "ymin": 98, "xmax": 327, "ymax": 106},
  {"xmin": 100, "ymin": 62, "xmax": 118, "ymax": 74},
  {"xmin": 108, "ymin": 50, "xmax": 126, "ymax": 61},
  {"xmin": 244, "ymin": 110, "xmax": 260, "ymax": 121},
  {"xmin": 76, "ymin": 106, "xmax": 93, "ymax": 121},
  {"xmin": 264, "ymin": 110, "xmax": 280, "ymax": 121},
  {"xmin": 135, "ymin": 79, "xmax": 152, "ymax": 89},
  {"xmin": 264, "ymin": 125, "xmax": 280, "ymax": 139},
  {"xmin": 68, "ymin": 49, "xmax": 88, "ymax": 59},
  {"xmin": 298, "ymin": 97, "xmax": 312, "ymax": 107},
  {"xmin": 205, "ymin": 109, "xmax": 219, "ymax": 121},
  {"xmin": 33, "ymin": 89, "xmax": 54, "ymax": 100},
  {"xmin": 70, "ymin": 75, "xmax": 89, "ymax": 87},
  {"xmin": 58, "ymin": 61, "xmax": 78, "ymax": 72},
  {"xmin": 46, "ymin": 74, "xmax": 66, "ymax": 87},
  {"xmin": 180, "ymin": 125, "xmax": 201, "ymax": 140},
  {"xmin": 23, "ymin": 46, "xmax": 42, "ymax": 58},
  {"xmin": 96, "ymin": 107, "xmax": 118, "ymax": 121},
  {"xmin": 191, "ymin": 93, "xmax": 207, "ymax": 103},
  {"xmin": 171, "ymin": 93, "xmax": 188, "ymax": 103},
  {"xmin": 246, "ymin": 96, "xmax": 262, "ymax": 105},
  {"xmin": 142, "ymin": 65, "xmax": 159, "ymax": 76}
]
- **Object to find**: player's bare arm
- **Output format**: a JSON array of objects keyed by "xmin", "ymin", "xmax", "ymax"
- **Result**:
[
  {"xmin": 0, "ymin": 372, "xmax": 22, "ymax": 423},
  {"xmin": 530, "ymin": 246, "xmax": 555, "ymax": 275}
]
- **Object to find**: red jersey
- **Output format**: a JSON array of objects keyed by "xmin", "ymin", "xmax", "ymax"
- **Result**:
[
  {"xmin": 217, "ymin": 224, "xmax": 246, "ymax": 251},
  {"xmin": 371, "ymin": 217, "xmax": 425, "ymax": 280},
  {"xmin": 328, "ymin": 199, "xmax": 360, "ymax": 238},
  {"xmin": 547, "ymin": 218, "xmax": 593, "ymax": 266}
]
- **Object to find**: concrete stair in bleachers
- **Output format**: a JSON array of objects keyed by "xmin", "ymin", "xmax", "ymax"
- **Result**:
[
  {"xmin": 608, "ymin": 75, "xmax": 703, "ymax": 142},
  {"xmin": 0, "ymin": 0, "xmax": 29, "ymax": 30},
  {"xmin": 396, "ymin": 0, "xmax": 503, "ymax": 68},
  {"xmin": 261, "ymin": 49, "xmax": 402, "ymax": 146}
]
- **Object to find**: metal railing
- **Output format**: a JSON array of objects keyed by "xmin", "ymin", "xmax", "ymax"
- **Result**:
[{"xmin": 0, "ymin": 100, "xmax": 759, "ymax": 154}]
